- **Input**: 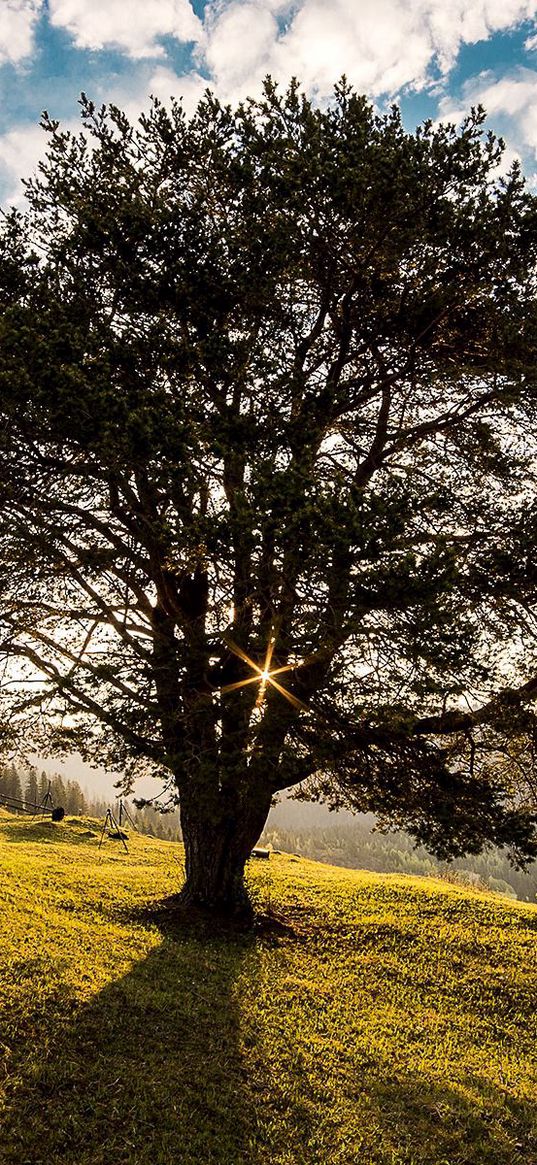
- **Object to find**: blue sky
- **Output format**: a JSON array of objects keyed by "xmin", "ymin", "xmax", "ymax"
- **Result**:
[{"xmin": 3, "ymin": 1, "xmax": 537, "ymax": 201}]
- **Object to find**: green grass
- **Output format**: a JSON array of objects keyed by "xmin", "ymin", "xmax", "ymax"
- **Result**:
[{"xmin": 0, "ymin": 809, "xmax": 536, "ymax": 1165}]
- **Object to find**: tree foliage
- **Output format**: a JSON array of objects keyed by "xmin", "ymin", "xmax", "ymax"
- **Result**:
[{"xmin": 2, "ymin": 80, "xmax": 537, "ymax": 910}]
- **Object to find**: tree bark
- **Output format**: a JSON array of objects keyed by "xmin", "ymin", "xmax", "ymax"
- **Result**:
[{"xmin": 178, "ymin": 785, "xmax": 272, "ymax": 917}]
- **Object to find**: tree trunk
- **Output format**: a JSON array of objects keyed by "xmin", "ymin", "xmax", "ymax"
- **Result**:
[{"xmin": 178, "ymin": 786, "xmax": 272, "ymax": 917}]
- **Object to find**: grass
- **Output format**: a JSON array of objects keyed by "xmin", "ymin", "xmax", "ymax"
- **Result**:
[{"xmin": 0, "ymin": 809, "xmax": 536, "ymax": 1165}]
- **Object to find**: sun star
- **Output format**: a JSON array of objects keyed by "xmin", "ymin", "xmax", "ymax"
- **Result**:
[{"xmin": 219, "ymin": 632, "xmax": 310, "ymax": 713}]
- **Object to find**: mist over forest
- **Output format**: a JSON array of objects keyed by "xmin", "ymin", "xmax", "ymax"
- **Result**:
[{"xmin": 263, "ymin": 797, "xmax": 537, "ymax": 903}]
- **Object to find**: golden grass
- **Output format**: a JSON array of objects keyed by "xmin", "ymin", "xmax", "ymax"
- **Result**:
[{"xmin": 0, "ymin": 809, "xmax": 536, "ymax": 1164}]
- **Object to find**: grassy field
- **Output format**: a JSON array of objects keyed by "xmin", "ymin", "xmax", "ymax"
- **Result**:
[{"xmin": 0, "ymin": 809, "xmax": 535, "ymax": 1165}]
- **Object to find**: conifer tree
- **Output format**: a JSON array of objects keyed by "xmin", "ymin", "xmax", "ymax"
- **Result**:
[
  {"xmin": 24, "ymin": 767, "xmax": 39, "ymax": 809},
  {"xmin": 2, "ymin": 82, "xmax": 537, "ymax": 913}
]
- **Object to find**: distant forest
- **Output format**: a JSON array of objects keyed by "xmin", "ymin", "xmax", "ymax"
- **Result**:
[
  {"xmin": 1, "ymin": 762, "xmax": 535, "ymax": 902},
  {"xmin": 261, "ymin": 801, "xmax": 537, "ymax": 903},
  {"xmin": 0, "ymin": 763, "xmax": 180, "ymax": 844}
]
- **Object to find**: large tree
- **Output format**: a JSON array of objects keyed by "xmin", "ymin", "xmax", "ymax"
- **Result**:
[{"xmin": 2, "ymin": 82, "xmax": 537, "ymax": 913}]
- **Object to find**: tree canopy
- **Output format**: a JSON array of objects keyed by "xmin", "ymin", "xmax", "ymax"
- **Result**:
[{"xmin": 1, "ymin": 80, "xmax": 537, "ymax": 912}]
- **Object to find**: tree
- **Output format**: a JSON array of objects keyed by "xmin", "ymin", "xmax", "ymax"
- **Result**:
[
  {"xmin": 65, "ymin": 779, "xmax": 87, "ymax": 815},
  {"xmin": 24, "ymin": 766, "xmax": 39, "ymax": 809},
  {"xmin": 1, "ymin": 81, "xmax": 537, "ymax": 914},
  {"xmin": 38, "ymin": 770, "xmax": 50, "ymax": 805},
  {"xmin": 0, "ymin": 764, "xmax": 23, "ymax": 807}
]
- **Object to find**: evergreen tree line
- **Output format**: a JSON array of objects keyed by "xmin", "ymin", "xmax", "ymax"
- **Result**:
[
  {"xmin": 0, "ymin": 763, "xmax": 95, "ymax": 816},
  {"xmin": 0, "ymin": 764, "xmax": 180, "ymax": 841},
  {"xmin": 129, "ymin": 803, "xmax": 181, "ymax": 843},
  {"xmin": 260, "ymin": 820, "xmax": 537, "ymax": 902}
]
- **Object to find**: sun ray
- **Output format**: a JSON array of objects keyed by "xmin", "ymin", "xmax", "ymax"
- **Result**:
[
  {"xmin": 270, "ymin": 645, "xmax": 330, "ymax": 677},
  {"xmin": 263, "ymin": 634, "xmax": 277, "ymax": 674},
  {"xmin": 221, "ymin": 629, "xmax": 311, "ymax": 714},
  {"xmin": 267, "ymin": 662, "xmax": 301, "ymax": 677},
  {"xmin": 220, "ymin": 675, "xmax": 263, "ymax": 695},
  {"xmin": 223, "ymin": 637, "xmax": 263, "ymax": 675},
  {"xmin": 265, "ymin": 675, "xmax": 310, "ymax": 713}
]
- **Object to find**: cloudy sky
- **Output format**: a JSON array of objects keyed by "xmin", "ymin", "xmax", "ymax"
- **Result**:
[{"xmin": 2, "ymin": 1, "xmax": 537, "ymax": 201}]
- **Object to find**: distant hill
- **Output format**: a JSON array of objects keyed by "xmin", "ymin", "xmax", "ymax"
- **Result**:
[
  {"xmin": 262, "ymin": 804, "xmax": 537, "ymax": 903},
  {"xmin": 0, "ymin": 809, "xmax": 535, "ymax": 1165}
]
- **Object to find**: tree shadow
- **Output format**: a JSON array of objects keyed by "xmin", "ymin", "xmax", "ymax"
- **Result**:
[
  {"xmin": 1, "ymin": 917, "xmax": 262, "ymax": 1165},
  {"xmin": 2, "ymin": 902, "xmax": 536, "ymax": 1165}
]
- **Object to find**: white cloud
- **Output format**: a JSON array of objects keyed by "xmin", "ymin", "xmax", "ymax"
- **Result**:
[
  {"xmin": 0, "ymin": 124, "xmax": 47, "ymax": 204},
  {"xmin": 439, "ymin": 67, "xmax": 537, "ymax": 162},
  {"xmin": 273, "ymin": 0, "xmax": 432, "ymax": 96},
  {"xmin": 193, "ymin": 0, "xmax": 537, "ymax": 105},
  {"xmin": 2, "ymin": 0, "xmax": 537, "ymax": 115},
  {"xmin": 3, "ymin": 0, "xmax": 534, "ymax": 92},
  {"xmin": 0, "ymin": 0, "xmax": 41, "ymax": 65},
  {"xmin": 48, "ymin": 0, "xmax": 201, "ymax": 59},
  {"xmin": 203, "ymin": 3, "xmax": 281, "ymax": 91},
  {"xmin": 4, "ymin": 0, "xmax": 537, "ymax": 207},
  {"xmin": 0, "ymin": 118, "xmax": 83, "ymax": 206},
  {"xmin": 146, "ymin": 65, "xmax": 208, "ymax": 115},
  {"xmin": 67, "ymin": 0, "xmax": 537, "ymax": 163}
]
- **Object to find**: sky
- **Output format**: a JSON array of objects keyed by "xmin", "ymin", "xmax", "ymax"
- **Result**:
[
  {"xmin": 4, "ymin": 0, "xmax": 537, "ymax": 798},
  {"xmin": 2, "ymin": 1, "xmax": 537, "ymax": 202}
]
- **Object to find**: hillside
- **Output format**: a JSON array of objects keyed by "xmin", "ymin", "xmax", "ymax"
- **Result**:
[{"xmin": 0, "ymin": 810, "xmax": 535, "ymax": 1165}]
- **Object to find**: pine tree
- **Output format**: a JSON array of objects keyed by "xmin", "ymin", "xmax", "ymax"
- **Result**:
[
  {"xmin": 2, "ymin": 82, "xmax": 537, "ymax": 913},
  {"xmin": 24, "ymin": 767, "xmax": 39, "ymax": 809}
]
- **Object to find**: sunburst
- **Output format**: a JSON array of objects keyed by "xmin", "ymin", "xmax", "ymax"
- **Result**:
[{"xmin": 219, "ymin": 632, "xmax": 310, "ymax": 713}]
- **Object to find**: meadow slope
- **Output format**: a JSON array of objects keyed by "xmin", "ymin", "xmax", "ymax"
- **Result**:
[{"xmin": 0, "ymin": 810, "xmax": 535, "ymax": 1165}]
